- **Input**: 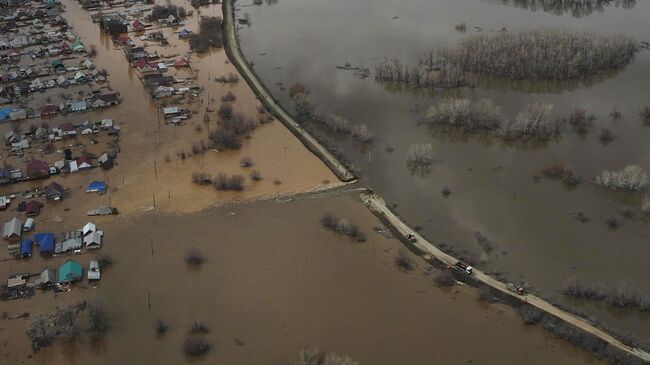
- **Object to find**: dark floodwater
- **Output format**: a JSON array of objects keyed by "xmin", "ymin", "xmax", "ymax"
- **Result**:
[{"xmin": 238, "ymin": 0, "xmax": 650, "ymax": 338}]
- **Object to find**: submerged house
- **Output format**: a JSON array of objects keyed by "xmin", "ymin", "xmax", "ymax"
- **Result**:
[
  {"xmin": 71, "ymin": 39, "xmax": 85, "ymax": 52},
  {"xmin": 132, "ymin": 19, "xmax": 145, "ymax": 32},
  {"xmin": 26, "ymin": 159, "xmax": 50, "ymax": 179},
  {"xmin": 34, "ymin": 232, "xmax": 55, "ymax": 255},
  {"xmin": 84, "ymin": 230, "xmax": 103, "ymax": 249},
  {"xmin": 58, "ymin": 260, "xmax": 82, "ymax": 283},
  {"xmin": 56, "ymin": 231, "xmax": 82, "ymax": 253},
  {"xmin": 33, "ymin": 269, "xmax": 54, "ymax": 288},
  {"xmin": 69, "ymin": 100, "xmax": 87, "ymax": 112},
  {"xmin": 43, "ymin": 181, "xmax": 65, "ymax": 201},
  {"xmin": 23, "ymin": 200, "xmax": 44, "ymax": 217},
  {"xmin": 90, "ymin": 93, "xmax": 120, "ymax": 108},
  {"xmin": 86, "ymin": 181, "xmax": 106, "ymax": 194}
]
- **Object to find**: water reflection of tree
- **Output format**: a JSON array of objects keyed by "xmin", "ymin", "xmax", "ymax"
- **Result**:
[{"xmin": 498, "ymin": 0, "xmax": 636, "ymax": 17}]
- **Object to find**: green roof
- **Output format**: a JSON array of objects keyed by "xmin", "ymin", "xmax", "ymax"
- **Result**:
[
  {"xmin": 71, "ymin": 39, "xmax": 85, "ymax": 51},
  {"xmin": 58, "ymin": 260, "xmax": 82, "ymax": 283}
]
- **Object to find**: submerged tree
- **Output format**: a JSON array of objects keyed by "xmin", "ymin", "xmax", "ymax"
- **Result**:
[
  {"xmin": 377, "ymin": 30, "xmax": 637, "ymax": 88},
  {"xmin": 502, "ymin": 102, "xmax": 558, "ymax": 139},
  {"xmin": 293, "ymin": 348, "xmax": 358, "ymax": 365},
  {"xmin": 407, "ymin": 143, "xmax": 435, "ymax": 174},
  {"xmin": 595, "ymin": 165, "xmax": 648, "ymax": 191}
]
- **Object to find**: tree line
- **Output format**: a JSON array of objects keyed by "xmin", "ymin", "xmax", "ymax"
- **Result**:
[
  {"xmin": 501, "ymin": 0, "xmax": 636, "ymax": 17},
  {"xmin": 376, "ymin": 30, "xmax": 637, "ymax": 88}
]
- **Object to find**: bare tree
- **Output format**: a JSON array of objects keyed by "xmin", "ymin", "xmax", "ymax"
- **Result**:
[
  {"xmin": 595, "ymin": 165, "xmax": 648, "ymax": 191},
  {"xmin": 293, "ymin": 348, "xmax": 358, "ymax": 365}
]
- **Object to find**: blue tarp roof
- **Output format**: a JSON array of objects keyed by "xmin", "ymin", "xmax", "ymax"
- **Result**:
[
  {"xmin": 87, "ymin": 181, "xmax": 106, "ymax": 193},
  {"xmin": 20, "ymin": 239, "xmax": 32, "ymax": 257},
  {"xmin": 0, "ymin": 107, "xmax": 14, "ymax": 121},
  {"xmin": 34, "ymin": 233, "xmax": 55, "ymax": 253}
]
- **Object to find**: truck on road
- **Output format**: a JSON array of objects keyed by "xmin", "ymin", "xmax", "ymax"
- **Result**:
[{"xmin": 455, "ymin": 261, "xmax": 473, "ymax": 275}]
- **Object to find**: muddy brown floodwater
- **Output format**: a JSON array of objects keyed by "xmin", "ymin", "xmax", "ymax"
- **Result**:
[
  {"xmin": 0, "ymin": 192, "xmax": 604, "ymax": 365},
  {"xmin": 237, "ymin": 0, "xmax": 650, "ymax": 339}
]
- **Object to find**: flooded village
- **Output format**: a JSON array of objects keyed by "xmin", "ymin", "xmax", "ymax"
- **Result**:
[{"xmin": 0, "ymin": 0, "xmax": 649, "ymax": 364}]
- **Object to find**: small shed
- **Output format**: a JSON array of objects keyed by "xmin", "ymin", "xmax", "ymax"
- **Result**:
[
  {"xmin": 23, "ymin": 218, "xmax": 34, "ymax": 232},
  {"xmin": 86, "ymin": 181, "xmax": 106, "ymax": 194},
  {"xmin": 20, "ymin": 238, "xmax": 32, "ymax": 257},
  {"xmin": 58, "ymin": 260, "xmax": 82, "ymax": 283},
  {"xmin": 88, "ymin": 260, "xmax": 101, "ymax": 280}
]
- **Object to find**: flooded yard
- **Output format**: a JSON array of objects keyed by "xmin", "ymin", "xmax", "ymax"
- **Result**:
[{"xmin": 237, "ymin": 0, "xmax": 650, "ymax": 338}]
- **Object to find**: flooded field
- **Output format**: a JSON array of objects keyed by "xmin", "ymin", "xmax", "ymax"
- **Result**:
[
  {"xmin": 237, "ymin": 0, "xmax": 650, "ymax": 338},
  {"xmin": 0, "ymin": 192, "xmax": 604, "ymax": 365}
]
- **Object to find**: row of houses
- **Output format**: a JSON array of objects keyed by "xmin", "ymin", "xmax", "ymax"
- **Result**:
[
  {"xmin": 0, "ymin": 93, "xmax": 121, "ymax": 121},
  {"xmin": 3, "ymin": 259, "xmax": 101, "ymax": 300},
  {"xmin": 1, "ymin": 39, "xmax": 86, "ymax": 67},
  {"xmin": 0, "ymin": 58, "xmax": 96, "ymax": 84},
  {"xmin": 3, "ymin": 218, "xmax": 104, "ymax": 254}
]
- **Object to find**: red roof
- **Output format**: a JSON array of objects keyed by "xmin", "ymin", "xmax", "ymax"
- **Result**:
[
  {"xmin": 135, "ymin": 60, "xmax": 157, "ymax": 71},
  {"xmin": 40, "ymin": 104, "xmax": 58, "ymax": 114},
  {"xmin": 76, "ymin": 156, "xmax": 93, "ymax": 166},
  {"xmin": 60, "ymin": 122, "xmax": 75, "ymax": 131},
  {"xmin": 115, "ymin": 35, "xmax": 130, "ymax": 43},
  {"xmin": 26, "ymin": 159, "xmax": 49, "ymax": 174},
  {"xmin": 24, "ymin": 200, "xmax": 43, "ymax": 215},
  {"xmin": 132, "ymin": 20, "xmax": 145, "ymax": 30},
  {"xmin": 173, "ymin": 58, "xmax": 189, "ymax": 67}
]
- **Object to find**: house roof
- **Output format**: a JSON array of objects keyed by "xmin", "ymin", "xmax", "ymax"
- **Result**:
[
  {"xmin": 95, "ymin": 93, "xmax": 119, "ymax": 103},
  {"xmin": 173, "ymin": 58, "xmax": 189, "ymax": 67},
  {"xmin": 71, "ymin": 39, "xmax": 84, "ymax": 51},
  {"xmin": 38, "ymin": 269, "xmax": 54, "ymax": 284},
  {"xmin": 0, "ymin": 107, "xmax": 14, "ymax": 120},
  {"xmin": 136, "ymin": 59, "xmax": 157, "ymax": 70},
  {"xmin": 115, "ymin": 34, "xmax": 130, "ymax": 43},
  {"xmin": 70, "ymin": 101, "xmax": 87, "ymax": 110},
  {"xmin": 76, "ymin": 156, "xmax": 92, "ymax": 166},
  {"xmin": 58, "ymin": 260, "xmax": 82, "ymax": 283},
  {"xmin": 40, "ymin": 103, "xmax": 58, "ymax": 114},
  {"xmin": 24, "ymin": 200, "xmax": 43, "ymax": 215},
  {"xmin": 83, "ymin": 222, "xmax": 96, "ymax": 235},
  {"xmin": 44, "ymin": 181, "xmax": 65, "ymax": 196},
  {"xmin": 86, "ymin": 181, "xmax": 106, "ymax": 193},
  {"xmin": 20, "ymin": 238, "xmax": 32, "ymax": 256},
  {"xmin": 34, "ymin": 232, "xmax": 55, "ymax": 252},
  {"xmin": 26, "ymin": 159, "xmax": 49, "ymax": 173},
  {"xmin": 3, "ymin": 217, "xmax": 22, "ymax": 238},
  {"xmin": 84, "ymin": 230, "xmax": 102, "ymax": 247},
  {"xmin": 60, "ymin": 122, "xmax": 75, "ymax": 131}
]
